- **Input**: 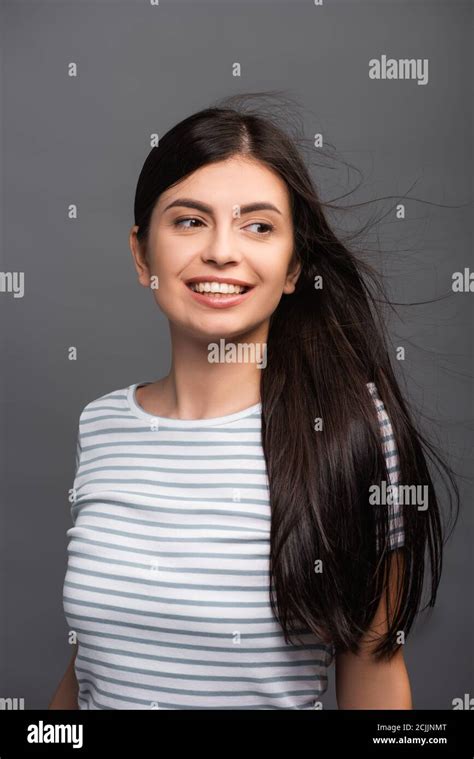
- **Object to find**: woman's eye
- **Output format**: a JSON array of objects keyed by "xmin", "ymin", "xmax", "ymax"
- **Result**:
[
  {"xmin": 172, "ymin": 218, "xmax": 274, "ymax": 235},
  {"xmin": 173, "ymin": 217, "xmax": 204, "ymax": 230},
  {"xmin": 245, "ymin": 222, "xmax": 275, "ymax": 235}
]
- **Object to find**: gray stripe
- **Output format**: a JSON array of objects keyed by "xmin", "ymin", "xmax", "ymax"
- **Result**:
[
  {"xmin": 65, "ymin": 537, "xmax": 270, "ymax": 562},
  {"xmin": 74, "ymin": 477, "xmax": 270, "ymax": 490},
  {"xmin": 70, "ymin": 510, "xmax": 269, "ymax": 534},
  {"xmin": 76, "ymin": 657, "xmax": 327, "ymax": 686},
  {"xmin": 64, "ymin": 595, "xmax": 303, "ymax": 625},
  {"xmin": 71, "ymin": 496, "xmax": 271, "ymax": 522},
  {"xmin": 67, "ymin": 549, "xmax": 273, "ymax": 582},
  {"xmin": 79, "ymin": 451, "xmax": 266, "ymax": 462},
  {"xmin": 66, "ymin": 622, "xmax": 327, "ymax": 654},
  {"xmin": 72, "ymin": 490, "xmax": 271, "ymax": 506},
  {"xmin": 75, "ymin": 670, "xmax": 325, "ymax": 704},
  {"xmin": 78, "ymin": 463, "xmax": 268, "ymax": 476},
  {"xmin": 64, "ymin": 579, "xmax": 275, "ymax": 608},
  {"xmin": 76, "ymin": 639, "xmax": 328, "ymax": 670},
  {"xmin": 64, "ymin": 610, "xmax": 312, "ymax": 640},
  {"xmin": 68, "ymin": 523, "xmax": 270, "ymax": 543},
  {"xmin": 67, "ymin": 563, "xmax": 273, "ymax": 592},
  {"xmin": 81, "ymin": 426, "xmax": 262, "ymax": 438},
  {"xmin": 76, "ymin": 683, "xmax": 309, "ymax": 710}
]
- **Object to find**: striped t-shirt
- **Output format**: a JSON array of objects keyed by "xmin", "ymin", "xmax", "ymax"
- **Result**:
[{"xmin": 62, "ymin": 380, "xmax": 404, "ymax": 710}]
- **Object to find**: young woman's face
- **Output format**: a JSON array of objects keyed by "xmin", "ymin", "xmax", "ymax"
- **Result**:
[{"xmin": 130, "ymin": 155, "xmax": 300, "ymax": 341}]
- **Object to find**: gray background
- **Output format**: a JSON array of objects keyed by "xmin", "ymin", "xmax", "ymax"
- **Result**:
[{"xmin": 0, "ymin": 0, "xmax": 472, "ymax": 709}]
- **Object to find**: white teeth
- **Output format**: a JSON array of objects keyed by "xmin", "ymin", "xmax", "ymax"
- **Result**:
[{"xmin": 189, "ymin": 281, "xmax": 247, "ymax": 294}]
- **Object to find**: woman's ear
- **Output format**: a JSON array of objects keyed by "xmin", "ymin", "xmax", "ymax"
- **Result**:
[
  {"xmin": 283, "ymin": 257, "xmax": 302, "ymax": 295},
  {"xmin": 129, "ymin": 225, "xmax": 151, "ymax": 288}
]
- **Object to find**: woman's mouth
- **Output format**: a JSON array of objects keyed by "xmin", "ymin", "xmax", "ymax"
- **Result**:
[{"xmin": 184, "ymin": 280, "xmax": 255, "ymax": 308}]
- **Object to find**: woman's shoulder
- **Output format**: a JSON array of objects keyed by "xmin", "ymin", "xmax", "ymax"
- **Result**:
[{"xmin": 76, "ymin": 382, "xmax": 135, "ymax": 422}]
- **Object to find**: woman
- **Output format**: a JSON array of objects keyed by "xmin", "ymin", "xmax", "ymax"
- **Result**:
[{"xmin": 50, "ymin": 97, "xmax": 459, "ymax": 710}]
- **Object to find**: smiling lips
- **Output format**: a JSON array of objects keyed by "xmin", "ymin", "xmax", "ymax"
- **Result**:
[
  {"xmin": 189, "ymin": 281, "xmax": 248, "ymax": 294},
  {"xmin": 184, "ymin": 278, "xmax": 255, "ymax": 308}
]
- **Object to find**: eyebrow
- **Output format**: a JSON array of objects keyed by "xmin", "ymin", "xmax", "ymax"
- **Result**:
[{"xmin": 162, "ymin": 198, "xmax": 282, "ymax": 216}]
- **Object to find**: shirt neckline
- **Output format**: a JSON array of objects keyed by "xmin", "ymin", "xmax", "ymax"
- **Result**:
[{"xmin": 126, "ymin": 382, "xmax": 262, "ymax": 427}]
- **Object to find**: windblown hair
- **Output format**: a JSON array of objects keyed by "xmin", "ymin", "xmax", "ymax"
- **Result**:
[{"xmin": 133, "ymin": 93, "xmax": 460, "ymax": 661}]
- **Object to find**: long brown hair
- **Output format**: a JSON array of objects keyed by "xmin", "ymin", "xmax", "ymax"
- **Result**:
[{"xmin": 133, "ymin": 93, "xmax": 460, "ymax": 661}]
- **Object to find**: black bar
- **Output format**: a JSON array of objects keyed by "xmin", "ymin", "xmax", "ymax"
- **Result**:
[{"xmin": 0, "ymin": 709, "xmax": 472, "ymax": 757}]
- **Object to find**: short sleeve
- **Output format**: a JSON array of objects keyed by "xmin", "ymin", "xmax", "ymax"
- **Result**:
[
  {"xmin": 74, "ymin": 432, "xmax": 81, "ymax": 477},
  {"xmin": 366, "ymin": 382, "xmax": 405, "ymax": 550},
  {"xmin": 70, "ymin": 423, "xmax": 83, "ymax": 526}
]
